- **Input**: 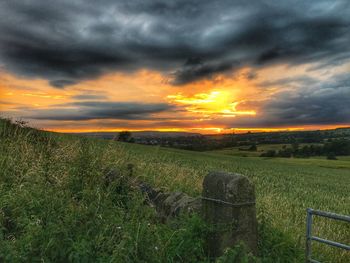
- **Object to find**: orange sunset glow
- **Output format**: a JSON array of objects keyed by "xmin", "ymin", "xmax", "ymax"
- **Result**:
[
  {"xmin": 1, "ymin": 1, "xmax": 349, "ymax": 134},
  {"xmin": 1, "ymin": 62, "xmax": 350, "ymax": 134}
]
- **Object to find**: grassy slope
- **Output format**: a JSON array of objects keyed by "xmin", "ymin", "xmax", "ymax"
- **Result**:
[
  {"xmin": 0, "ymin": 120, "xmax": 212, "ymax": 263},
  {"xmin": 1, "ymin": 119, "xmax": 349, "ymax": 262}
]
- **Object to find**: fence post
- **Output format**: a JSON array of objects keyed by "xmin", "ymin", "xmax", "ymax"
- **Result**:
[
  {"xmin": 202, "ymin": 171, "xmax": 258, "ymax": 259},
  {"xmin": 306, "ymin": 208, "xmax": 313, "ymax": 262}
]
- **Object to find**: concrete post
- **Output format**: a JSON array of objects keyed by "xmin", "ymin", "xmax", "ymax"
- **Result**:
[{"xmin": 202, "ymin": 171, "xmax": 258, "ymax": 258}]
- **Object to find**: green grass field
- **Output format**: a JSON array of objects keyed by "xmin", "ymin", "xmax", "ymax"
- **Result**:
[
  {"xmin": 1, "ymin": 119, "xmax": 349, "ymax": 262},
  {"xmin": 209, "ymin": 143, "xmax": 325, "ymax": 158}
]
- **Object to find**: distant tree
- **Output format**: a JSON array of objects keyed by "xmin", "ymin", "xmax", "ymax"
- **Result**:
[
  {"xmin": 328, "ymin": 139, "xmax": 350, "ymax": 155},
  {"xmin": 277, "ymin": 148, "xmax": 292, "ymax": 158},
  {"xmin": 248, "ymin": 144, "xmax": 257, "ymax": 151},
  {"xmin": 296, "ymin": 145, "xmax": 311, "ymax": 158},
  {"xmin": 291, "ymin": 141, "xmax": 299, "ymax": 151},
  {"xmin": 327, "ymin": 153, "xmax": 337, "ymax": 160},
  {"xmin": 118, "ymin": 131, "xmax": 132, "ymax": 142},
  {"xmin": 261, "ymin": 150, "xmax": 276, "ymax": 157}
]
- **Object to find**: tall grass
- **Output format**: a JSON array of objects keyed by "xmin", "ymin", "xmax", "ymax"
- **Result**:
[{"xmin": 0, "ymin": 119, "xmax": 213, "ymax": 262}]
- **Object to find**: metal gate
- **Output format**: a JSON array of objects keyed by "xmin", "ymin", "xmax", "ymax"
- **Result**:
[{"xmin": 306, "ymin": 208, "xmax": 350, "ymax": 263}]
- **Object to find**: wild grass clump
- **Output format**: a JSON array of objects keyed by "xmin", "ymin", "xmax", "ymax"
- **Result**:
[{"xmin": 0, "ymin": 119, "xmax": 213, "ymax": 262}]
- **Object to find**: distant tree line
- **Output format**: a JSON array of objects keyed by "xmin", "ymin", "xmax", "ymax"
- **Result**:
[
  {"xmin": 260, "ymin": 139, "xmax": 350, "ymax": 159},
  {"xmin": 117, "ymin": 131, "xmax": 134, "ymax": 142},
  {"xmin": 113, "ymin": 129, "xmax": 350, "ymax": 158}
]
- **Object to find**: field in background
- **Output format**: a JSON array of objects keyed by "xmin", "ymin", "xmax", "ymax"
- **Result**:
[
  {"xmin": 1, "ymin": 119, "xmax": 349, "ymax": 262},
  {"xmin": 209, "ymin": 144, "xmax": 350, "ymax": 170},
  {"xmin": 209, "ymin": 143, "xmax": 325, "ymax": 158}
]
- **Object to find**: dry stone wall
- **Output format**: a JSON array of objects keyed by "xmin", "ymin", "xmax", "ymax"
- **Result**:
[{"xmin": 105, "ymin": 166, "xmax": 258, "ymax": 258}]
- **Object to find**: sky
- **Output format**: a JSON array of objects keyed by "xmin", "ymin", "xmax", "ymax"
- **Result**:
[{"xmin": 0, "ymin": 0, "xmax": 350, "ymax": 133}]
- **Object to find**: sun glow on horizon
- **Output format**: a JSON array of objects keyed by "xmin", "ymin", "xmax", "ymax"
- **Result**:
[
  {"xmin": 41, "ymin": 124, "xmax": 350, "ymax": 135},
  {"xmin": 1, "ymin": 64, "xmax": 349, "ymax": 134},
  {"xmin": 167, "ymin": 91, "xmax": 256, "ymax": 118}
]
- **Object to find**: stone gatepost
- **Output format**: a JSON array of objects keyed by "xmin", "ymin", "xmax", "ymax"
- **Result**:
[{"xmin": 202, "ymin": 171, "xmax": 258, "ymax": 259}]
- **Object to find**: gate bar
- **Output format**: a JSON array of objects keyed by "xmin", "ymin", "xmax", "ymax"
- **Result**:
[
  {"xmin": 306, "ymin": 208, "xmax": 350, "ymax": 263},
  {"xmin": 309, "ymin": 209, "xmax": 350, "ymax": 222},
  {"xmin": 311, "ymin": 236, "xmax": 350, "ymax": 250}
]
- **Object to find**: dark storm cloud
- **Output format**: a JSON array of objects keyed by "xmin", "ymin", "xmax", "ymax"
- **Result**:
[
  {"xmin": 267, "ymin": 89, "xmax": 350, "ymax": 126},
  {"xmin": 219, "ymin": 73, "xmax": 350, "ymax": 128},
  {"xmin": 50, "ymin": 80, "xmax": 78, "ymax": 89},
  {"xmin": 0, "ymin": 0, "xmax": 349, "ymax": 87},
  {"xmin": 22, "ymin": 101, "xmax": 174, "ymax": 121},
  {"xmin": 171, "ymin": 58, "xmax": 236, "ymax": 85},
  {"xmin": 258, "ymin": 76, "xmax": 317, "ymax": 88}
]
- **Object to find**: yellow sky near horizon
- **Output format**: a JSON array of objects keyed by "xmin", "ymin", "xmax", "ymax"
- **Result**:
[{"xmin": 1, "ymin": 62, "xmax": 350, "ymax": 134}]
